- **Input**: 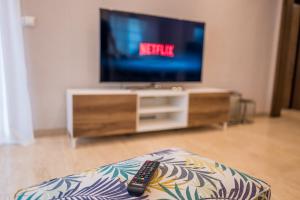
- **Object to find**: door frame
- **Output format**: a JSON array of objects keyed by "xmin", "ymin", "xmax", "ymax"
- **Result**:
[{"xmin": 271, "ymin": 0, "xmax": 297, "ymax": 116}]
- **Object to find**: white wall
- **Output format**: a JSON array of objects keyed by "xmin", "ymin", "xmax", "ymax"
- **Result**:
[{"xmin": 21, "ymin": 0, "xmax": 282, "ymax": 130}]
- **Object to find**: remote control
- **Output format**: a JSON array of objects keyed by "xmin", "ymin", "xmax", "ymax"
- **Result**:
[{"xmin": 127, "ymin": 160, "xmax": 160, "ymax": 197}]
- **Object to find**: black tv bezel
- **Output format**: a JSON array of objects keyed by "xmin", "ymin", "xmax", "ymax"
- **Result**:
[{"xmin": 99, "ymin": 8, "xmax": 206, "ymax": 83}]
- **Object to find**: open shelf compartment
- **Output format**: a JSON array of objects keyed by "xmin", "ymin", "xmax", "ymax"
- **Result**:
[{"xmin": 137, "ymin": 93, "xmax": 188, "ymax": 132}]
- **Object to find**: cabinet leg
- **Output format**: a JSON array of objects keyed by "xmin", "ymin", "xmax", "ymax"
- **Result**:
[
  {"xmin": 222, "ymin": 122, "xmax": 228, "ymax": 131},
  {"xmin": 70, "ymin": 137, "xmax": 78, "ymax": 148}
]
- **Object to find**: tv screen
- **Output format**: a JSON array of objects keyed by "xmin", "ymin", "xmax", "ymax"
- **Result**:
[{"xmin": 100, "ymin": 9, "xmax": 205, "ymax": 82}]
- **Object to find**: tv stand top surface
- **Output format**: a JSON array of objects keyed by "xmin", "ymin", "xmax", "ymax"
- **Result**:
[
  {"xmin": 120, "ymin": 83, "xmax": 184, "ymax": 90},
  {"xmin": 67, "ymin": 88, "xmax": 229, "ymax": 96}
]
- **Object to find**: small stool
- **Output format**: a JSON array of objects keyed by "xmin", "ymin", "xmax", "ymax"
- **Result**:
[
  {"xmin": 229, "ymin": 91, "xmax": 243, "ymax": 124},
  {"xmin": 240, "ymin": 99, "xmax": 256, "ymax": 123}
]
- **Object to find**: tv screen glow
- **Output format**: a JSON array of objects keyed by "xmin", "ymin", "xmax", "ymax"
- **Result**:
[{"xmin": 100, "ymin": 9, "xmax": 205, "ymax": 82}]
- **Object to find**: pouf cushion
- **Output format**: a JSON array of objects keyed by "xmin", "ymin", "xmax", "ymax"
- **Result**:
[{"xmin": 15, "ymin": 148, "xmax": 271, "ymax": 200}]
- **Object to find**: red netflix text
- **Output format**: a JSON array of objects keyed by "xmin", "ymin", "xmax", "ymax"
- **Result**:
[{"xmin": 139, "ymin": 43, "xmax": 175, "ymax": 57}]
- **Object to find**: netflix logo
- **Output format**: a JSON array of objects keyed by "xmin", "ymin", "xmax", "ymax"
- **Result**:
[{"xmin": 139, "ymin": 43, "xmax": 175, "ymax": 57}]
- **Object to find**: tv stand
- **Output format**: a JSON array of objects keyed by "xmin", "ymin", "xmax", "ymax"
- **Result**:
[
  {"xmin": 66, "ymin": 88, "xmax": 230, "ymax": 147},
  {"xmin": 121, "ymin": 83, "xmax": 185, "ymax": 91}
]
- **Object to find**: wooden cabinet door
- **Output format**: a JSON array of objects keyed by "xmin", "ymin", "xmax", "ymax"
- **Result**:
[
  {"xmin": 188, "ymin": 93, "xmax": 230, "ymax": 127},
  {"xmin": 73, "ymin": 95, "xmax": 137, "ymax": 137}
]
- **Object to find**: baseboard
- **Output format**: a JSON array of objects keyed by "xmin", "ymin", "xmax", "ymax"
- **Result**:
[{"xmin": 34, "ymin": 128, "xmax": 67, "ymax": 137}]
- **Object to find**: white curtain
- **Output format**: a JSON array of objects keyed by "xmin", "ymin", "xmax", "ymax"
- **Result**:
[{"xmin": 0, "ymin": 0, "xmax": 34, "ymax": 145}]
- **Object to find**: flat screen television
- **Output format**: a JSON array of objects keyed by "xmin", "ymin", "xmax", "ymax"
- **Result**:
[{"xmin": 100, "ymin": 9, "xmax": 205, "ymax": 82}]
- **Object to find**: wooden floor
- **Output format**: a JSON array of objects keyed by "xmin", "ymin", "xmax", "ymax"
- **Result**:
[{"xmin": 1, "ymin": 110, "xmax": 300, "ymax": 199}]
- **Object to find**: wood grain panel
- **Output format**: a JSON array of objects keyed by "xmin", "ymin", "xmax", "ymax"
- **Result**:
[
  {"xmin": 188, "ymin": 93, "xmax": 230, "ymax": 127},
  {"xmin": 73, "ymin": 95, "xmax": 137, "ymax": 137}
]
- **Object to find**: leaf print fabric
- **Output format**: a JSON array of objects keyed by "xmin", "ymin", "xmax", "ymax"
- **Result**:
[{"xmin": 15, "ymin": 148, "xmax": 271, "ymax": 200}]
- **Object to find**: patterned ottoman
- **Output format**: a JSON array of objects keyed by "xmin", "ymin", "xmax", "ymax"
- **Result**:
[{"xmin": 15, "ymin": 148, "xmax": 271, "ymax": 200}]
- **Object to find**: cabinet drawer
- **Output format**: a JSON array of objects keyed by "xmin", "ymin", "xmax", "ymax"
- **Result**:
[
  {"xmin": 188, "ymin": 93, "xmax": 230, "ymax": 127},
  {"xmin": 73, "ymin": 94, "xmax": 137, "ymax": 137}
]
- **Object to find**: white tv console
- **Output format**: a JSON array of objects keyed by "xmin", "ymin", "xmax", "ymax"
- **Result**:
[{"xmin": 66, "ymin": 88, "xmax": 230, "ymax": 146}]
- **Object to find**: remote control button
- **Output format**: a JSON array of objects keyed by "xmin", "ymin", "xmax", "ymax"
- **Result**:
[{"xmin": 127, "ymin": 161, "xmax": 160, "ymax": 197}]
